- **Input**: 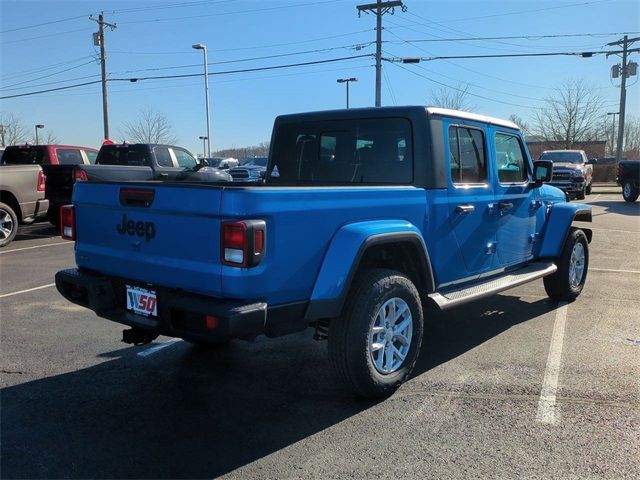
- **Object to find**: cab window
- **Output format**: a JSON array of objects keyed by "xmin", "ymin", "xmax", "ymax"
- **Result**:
[
  {"xmin": 495, "ymin": 133, "xmax": 528, "ymax": 184},
  {"xmin": 172, "ymin": 148, "xmax": 197, "ymax": 169},
  {"xmin": 449, "ymin": 126, "xmax": 487, "ymax": 184}
]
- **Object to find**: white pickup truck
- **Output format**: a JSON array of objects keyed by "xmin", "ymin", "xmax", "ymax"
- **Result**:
[
  {"xmin": 0, "ymin": 164, "xmax": 49, "ymax": 246},
  {"xmin": 538, "ymin": 149, "xmax": 596, "ymax": 199}
]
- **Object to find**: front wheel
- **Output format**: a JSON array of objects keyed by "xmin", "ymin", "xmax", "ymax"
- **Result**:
[
  {"xmin": 328, "ymin": 268, "xmax": 424, "ymax": 398},
  {"xmin": 622, "ymin": 180, "xmax": 639, "ymax": 202},
  {"xmin": 0, "ymin": 202, "xmax": 18, "ymax": 248},
  {"xmin": 576, "ymin": 185, "xmax": 586, "ymax": 200},
  {"xmin": 544, "ymin": 229, "xmax": 589, "ymax": 302},
  {"xmin": 586, "ymin": 182, "xmax": 592, "ymax": 195}
]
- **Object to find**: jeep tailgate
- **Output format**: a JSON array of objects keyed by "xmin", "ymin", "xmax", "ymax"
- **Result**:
[{"xmin": 73, "ymin": 182, "xmax": 224, "ymax": 297}]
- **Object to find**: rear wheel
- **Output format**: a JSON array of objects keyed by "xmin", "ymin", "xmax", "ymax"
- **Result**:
[
  {"xmin": 328, "ymin": 268, "xmax": 423, "ymax": 398},
  {"xmin": 622, "ymin": 180, "xmax": 639, "ymax": 202},
  {"xmin": 544, "ymin": 229, "xmax": 589, "ymax": 302},
  {"xmin": 0, "ymin": 202, "xmax": 18, "ymax": 248}
]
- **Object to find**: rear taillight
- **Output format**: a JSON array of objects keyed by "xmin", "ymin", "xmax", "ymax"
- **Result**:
[
  {"xmin": 221, "ymin": 220, "xmax": 266, "ymax": 267},
  {"xmin": 37, "ymin": 170, "xmax": 46, "ymax": 192},
  {"xmin": 74, "ymin": 169, "xmax": 88, "ymax": 182},
  {"xmin": 60, "ymin": 205, "xmax": 76, "ymax": 241}
]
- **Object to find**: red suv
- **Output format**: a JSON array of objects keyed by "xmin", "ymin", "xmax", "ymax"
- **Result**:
[{"xmin": 1, "ymin": 144, "xmax": 99, "ymax": 166}]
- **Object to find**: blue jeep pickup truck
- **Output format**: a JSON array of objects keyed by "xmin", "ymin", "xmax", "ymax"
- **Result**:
[{"xmin": 55, "ymin": 106, "xmax": 592, "ymax": 398}]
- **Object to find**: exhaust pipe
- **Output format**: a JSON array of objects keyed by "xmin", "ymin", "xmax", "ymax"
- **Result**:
[{"xmin": 122, "ymin": 328, "xmax": 158, "ymax": 346}]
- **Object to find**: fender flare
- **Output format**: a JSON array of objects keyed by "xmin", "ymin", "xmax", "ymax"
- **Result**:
[
  {"xmin": 304, "ymin": 220, "xmax": 434, "ymax": 321},
  {"xmin": 538, "ymin": 202, "xmax": 592, "ymax": 258}
]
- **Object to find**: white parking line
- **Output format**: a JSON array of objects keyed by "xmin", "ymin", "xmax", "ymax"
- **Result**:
[
  {"xmin": 137, "ymin": 338, "xmax": 182, "ymax": 357},
  {"xmin": 536, "ymin": 301, "xmax": 568, "ymax": 425},
  {"xmin": 0, "ymin": 283, "xmax": 55, "ymax": 299},
  {"xmin": 591, "ymin": 267, "xmax": 640, "ymax": 274},
  {"xmin": 0, "ymin": 242, "xmax": 71, "ymax": 254}
]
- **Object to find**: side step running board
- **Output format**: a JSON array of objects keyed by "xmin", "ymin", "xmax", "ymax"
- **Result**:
[{"xmin": 428, "ymin": 262, "xmax": 557, "ymax": 310}]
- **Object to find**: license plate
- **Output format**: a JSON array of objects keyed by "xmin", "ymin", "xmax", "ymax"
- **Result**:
[{"xmin": 125, "ymin": 285, "xmax": 158, "ymax": 317}]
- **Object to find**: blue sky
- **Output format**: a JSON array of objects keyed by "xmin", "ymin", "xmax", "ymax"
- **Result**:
[{"xmin": 1, "ymin": 0, "xmax": 639, "ymax": 156}]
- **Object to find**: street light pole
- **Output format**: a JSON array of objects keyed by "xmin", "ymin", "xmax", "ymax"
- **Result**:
[
  {"xmin": 192, "ymin": 43, "xmax": 211, "ymax": 158},
  {"xmin": 199, "ymin": 136, "xmax": 208, "ymax": 159},
  {"xmin": 337, "ymin": 78, "xmax": 358, "ymax": 108},
  {"xmin": 35, "ymin": 124, "xmax": 44, "ymax": 145}
]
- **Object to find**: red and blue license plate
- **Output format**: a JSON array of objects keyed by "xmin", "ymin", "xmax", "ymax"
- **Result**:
[{"xmin": 125, "ymin": 285, "xmax": 158, "ymax": 317}]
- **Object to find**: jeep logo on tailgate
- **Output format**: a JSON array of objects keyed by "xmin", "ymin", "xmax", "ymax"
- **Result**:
[{"xmin": 116, "ymin": 214, "xmax": 156, "ymax": 241}]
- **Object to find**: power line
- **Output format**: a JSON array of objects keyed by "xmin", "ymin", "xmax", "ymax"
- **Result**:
[
  {"xmin": 1, "ymin": 60, "xmax": 97, "ymax": 91},
  {"xmin": 430, "ymin": 0, "xmax": 614, "ymax": 24},
  {"xmin": 385, "ymin": 49, "xmax": 639, "ymax": 61},
  {"xmin": 0, "ymin": 14, "xmax": 88, "ymax": 34},
  {"xmin": 0, "ymin": 27, "xmax": 95, "ymax": 45},
  {"xmin": 0, "ymin": 54, "xmax": 374, "ymax": 100},
  {"xmin": 117, "ymin": 0, "xmax": 341, "ymax": 25},
  {"xmin": 0, "ymin": 55, "xmax": 95, "ymax": 81},
  {"xmin": 384, "ymin": 31, "xmax": 640, "ymax": 44}
]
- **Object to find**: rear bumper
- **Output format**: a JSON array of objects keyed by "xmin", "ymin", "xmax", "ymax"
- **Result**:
[
  {"xmin": 55, "ymin": 268, "xmax": 307, "ymax": 341},
  {"xmin": 21, "ymin": 198, "xmax": 49, "ymax": 222}
]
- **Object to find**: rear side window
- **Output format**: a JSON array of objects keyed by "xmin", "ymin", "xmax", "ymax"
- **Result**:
[
  {"xmin": 153, "ymin": 147, "xmax": 173, "ymax": 167},
  {"xmin": 85, "ymin": 150, "xmax": 98, "ymax": 164},
  {"xmin": 97, "ymin": 146, "xmax": 150, "ymax": 166},
  {"xmin": 449, "ymin": 126, "xmax": 487, "ymax": 184},
  {"xmin": 56, "ymin": 148, "xmax": 83, "ymax": 165},
  {"xmin": 270, "ymin": 117, "xmax": 413, "ymax": 184},
  {"xmin": 495, "ymin": 133, "xmax": 528, "ymax": 183},
  {"xmin": 1, "ymin": 147, "xmax": 46, "ymax": 165}
]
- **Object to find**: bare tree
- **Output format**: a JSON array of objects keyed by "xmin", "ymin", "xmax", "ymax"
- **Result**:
[
  {"xmin": 30, "ymin": 130, "xmax": 60, "ymax": 145},
  {"xmin": 532, "ymin": 79, "xmax": 605, "ymax": 148},
  {"xmin": 429, "ymin": 83, "xmax": 475, "ymax": 111},
  {"xmin": 0, "ymin": 112, "xmax": 29, "ymax": 146},
  {"xmin": 508, "ymin": 114, "xmax": 531, "ymax": 136},
  {"xmin": 623, "ymin": 116, "xmax": 640, "ymax": 158},
  {"xmin": 121, "ymin": 108, "xmax": 178, "ymax": 144},
  {"xmin": 214, "ymin": 141, "xmax": 270, "ymax": 159}
]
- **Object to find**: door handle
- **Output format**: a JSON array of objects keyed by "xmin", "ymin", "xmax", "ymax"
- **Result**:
[
  {"xmin": 498, "ymin": 201, "xmax": 514, "ymax": 211},
  {"xmin": 455, "ymin": 204, "xmax": 475, "ymax": 214}
]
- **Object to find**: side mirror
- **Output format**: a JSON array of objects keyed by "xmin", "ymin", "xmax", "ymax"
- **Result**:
[
  {"xmin": 587, "ymin": 158, "xmax": 598, "ymax": 164},
  {"xmin": 531, "ymin": 160, "xmax": 553, "ymax": 187}
]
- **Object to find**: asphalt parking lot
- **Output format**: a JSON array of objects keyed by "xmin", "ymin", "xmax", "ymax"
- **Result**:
[{"xmin": 1, "ymin": 185, "xmax": 639, "ymax": 479}]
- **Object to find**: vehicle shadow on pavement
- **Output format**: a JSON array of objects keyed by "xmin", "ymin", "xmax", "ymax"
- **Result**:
[
  {"xmin": 14, "ymin": 222, "xmax": 59, "ymax": 241},
  {"xmin": 587, "ymin": 200, "xmax": 640, "ymax": 217},
  {"xmin": 1, "ymin": 294, "xmax": 554, "ymax": 479}
]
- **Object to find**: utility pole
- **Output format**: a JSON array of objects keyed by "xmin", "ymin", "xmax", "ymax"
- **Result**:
[
  {"xmin": 357, "ymin": 1, "xmax": 406, "ymax": 107},
  {"xmin": 608, "ymin": 35, "xmax": 639, "ymax": 162},
  {"xmin": 0, "ymin": 125, "xmax": 5, "ymax": 147},
  {"xmin": 606, "ymin": 112, "xmax": 618, "ymax": 156},
  {"xmin": 90, "ymin": 13, "xmax": 117, "ymax": 141}
]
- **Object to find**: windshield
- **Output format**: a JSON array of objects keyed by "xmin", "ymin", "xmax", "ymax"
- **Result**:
[
  {"xmin": 1, "ymin": 146, "xmax": 47, "ymax": 165},
  {"xmin": 207, "ymin": 157, "xmax": 224, "ymax": 167},
  {"xmin": 539, "ymin": 152, "xmax": 583, "ymax": 164},
  {"xmin": 241, "ymin": 157, "xmax": 268, "ymax": 167}
]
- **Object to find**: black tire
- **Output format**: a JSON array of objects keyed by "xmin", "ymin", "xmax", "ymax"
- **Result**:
[
  {"xmin": 328, "ymin": 268, "xmax": 424, "ymax": 398},
  {"xmin": 585, "ymin": 182, "xmax": 592, "ymax": 195},
  {"xmin": 622, "ymin": 180, "xmax": 639, "ymax": 202},
  {"xmin": 544, "ymin": 229, "xmax": 589, "ymax": 302},
  {"xmin": 0, "ymin": 202, "xmax": 19, "ymax": 248},
  {"xmin": 576, "ymin": 185, "xmax": 586, "ymax": 200}
]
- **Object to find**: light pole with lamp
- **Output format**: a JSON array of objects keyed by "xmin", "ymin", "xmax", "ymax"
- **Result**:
[
  {"xmin": 199, "ymin": 135, "xmax": 208, "ymax": 159},
  {"xmin": 35, "ymin": 124, "xmax": 44, "ymax": 145},
  {"xmin": 192, "ymin": 43, "xmax": 211, "ymax": 158},
  {"xmin": 337, "ymin": 78, "xmax": 358, "ymax": 108}
]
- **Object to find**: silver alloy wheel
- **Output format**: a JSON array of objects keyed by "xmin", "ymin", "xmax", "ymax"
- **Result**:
[
  {"xmin": 0, "ymin": 208, "xmax": 14, "ymax": 240},
  {"xmin": 569, "ymin": 242, "xmax": 586, "ymax": 288},
  {"xmin": 368, "ymin": 297, "xmax": 413, "ymax": 374},
  {"xmin": 623, "ymin": 181, "xmax": 632, "ymax": 198}
]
